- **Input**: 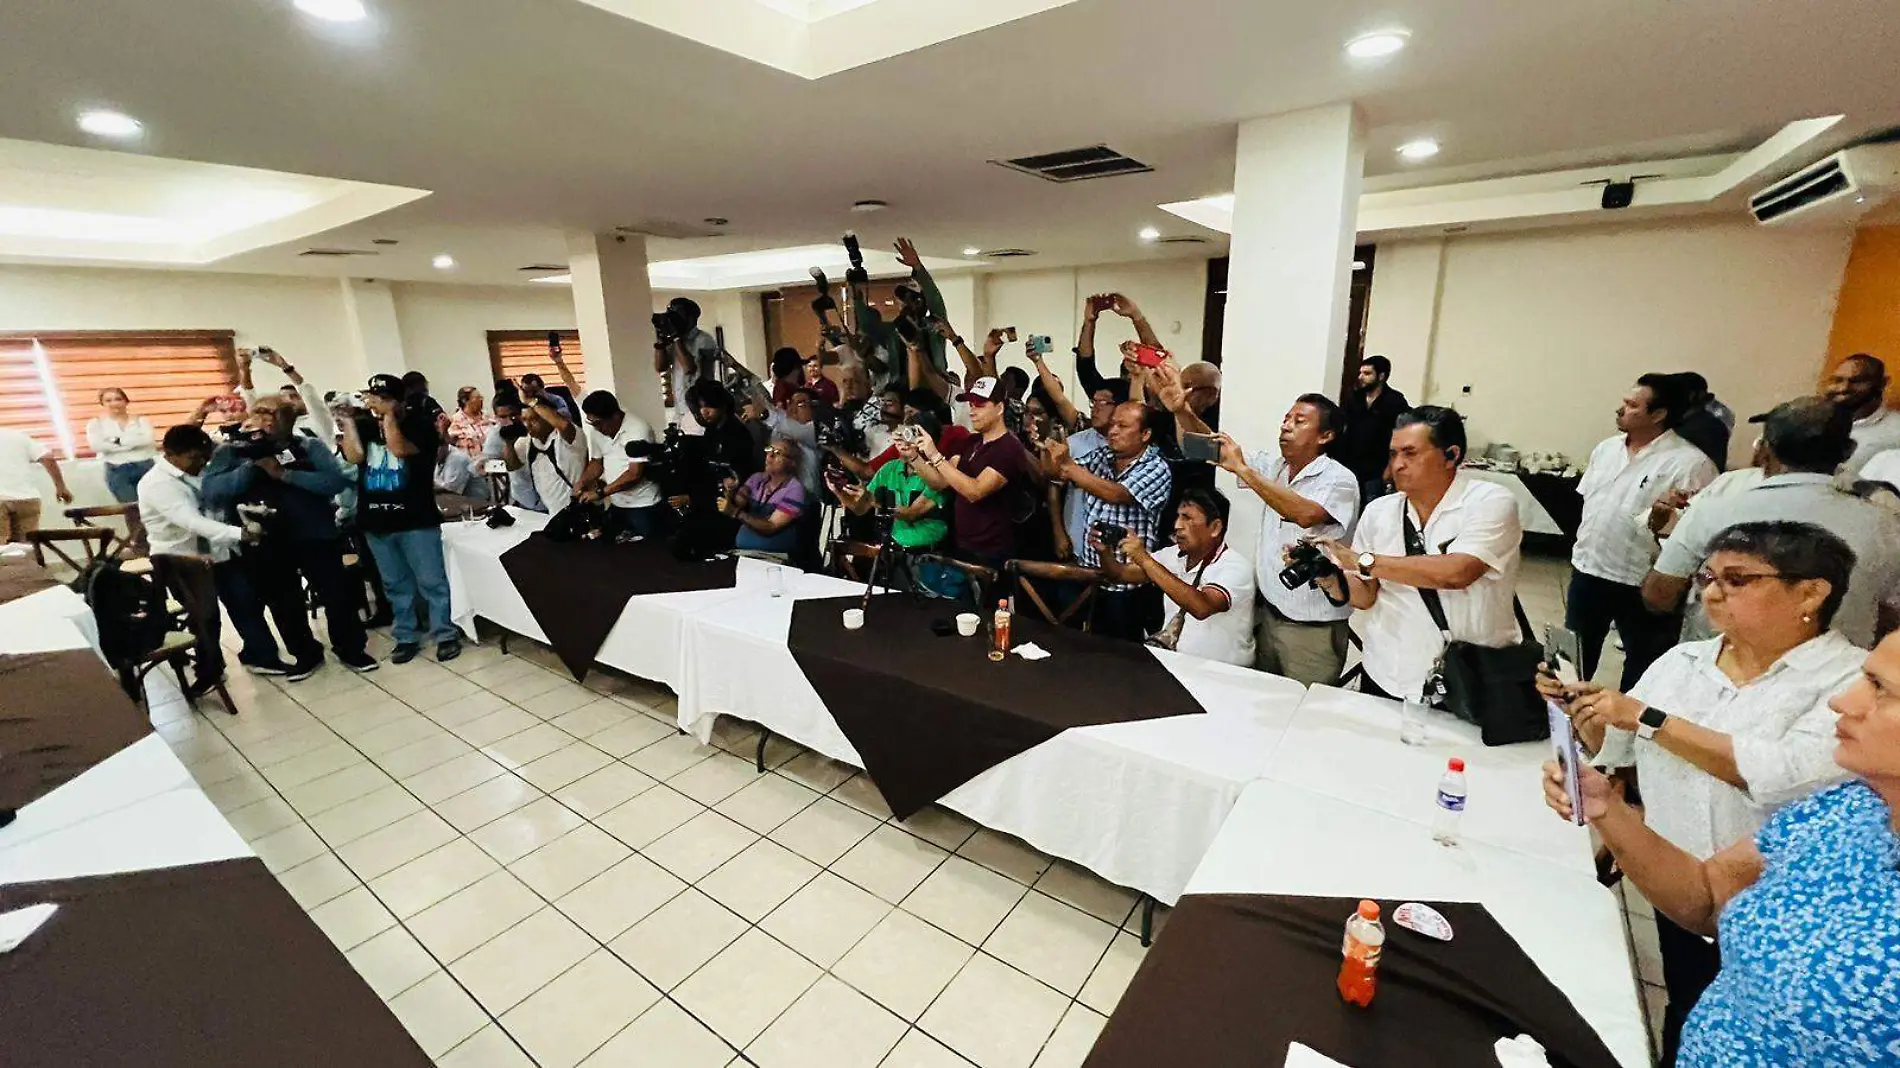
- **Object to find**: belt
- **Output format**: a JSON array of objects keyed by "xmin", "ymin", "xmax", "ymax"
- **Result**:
[{"xmin": 1264, "ymin": 601, "xmax": 1343, "ymax": 627}]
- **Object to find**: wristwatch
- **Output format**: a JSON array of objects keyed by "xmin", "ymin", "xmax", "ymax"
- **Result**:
[
  {"xmin": 1355, "ymin": 551, "xmax": 1377, "ymax": 580},
  {"xmin": 1637, "ymin": 706, "xmax": 1669, "ymax": 740}
]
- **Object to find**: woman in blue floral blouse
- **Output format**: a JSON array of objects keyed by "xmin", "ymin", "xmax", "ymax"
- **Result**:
[{"xmin": 1546, "ymin": 632, "xmax": 1900, "ymax": 1067}]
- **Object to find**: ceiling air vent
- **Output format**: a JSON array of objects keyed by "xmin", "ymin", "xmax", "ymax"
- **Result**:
[
  {"xmin": 614, "ymin": 218, "xmax": 724, "ymax": 240},
  {"xmin": 992, "ymin": 145, "xmax": 1152, "ymax": 183},
  {"xmin": 1155, "ymin": 235, "xmax": 1209, "ymax": 246},
  {"xmin": 298, "ymin": 247, "xmax": 379, "ymax": 257},
  {"xmin": 977, "ymin": 248, "xmax": 1038, "ymax": 259},
  {"xmin": 517, "ymin": 264, "xmax": 566, "ymax": 273}
]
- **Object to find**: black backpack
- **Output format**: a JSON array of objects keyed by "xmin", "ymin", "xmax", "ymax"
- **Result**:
[{"xmin": 79, "ymin": 558, "xmax": 170, "ymax": 671}]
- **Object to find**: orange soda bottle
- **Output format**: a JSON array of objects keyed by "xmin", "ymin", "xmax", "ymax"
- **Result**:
[{"xmin": 1337, "ymin": 899, "xmax": 1386, "ymax": 1007}]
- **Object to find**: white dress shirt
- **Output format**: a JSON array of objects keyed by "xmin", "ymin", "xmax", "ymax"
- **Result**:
[
  {"xmin": 1350, "ymin": 472, "xmax": 1524, "ymax": 699},
  {"xmin": 136, "ymin": 459, "xmax": 243, "ymax": 561},
  {"xmin": 1152, "ymin": 541, "xmax": 1256, "ymax": 667},
  {"xmin": 239, "ymin": 380, "xmax": 337, "ymax": 443},
  {"xmin": 0, "ymin": 429, "xmax": 50, "ymax": 502},
  {"xmin": 584, "ymin": 413, "xmax": 662, "ymax": 508},
  {"xmin": 1859, "ymin": 448, "xmax": 1900, "ymax": 489},
  {"xmin": 524, "ymin": 430, "xmax": 586, "ymax": 514},
  {"xmin": 1572, "ymin": 430, "xmax": 1715, "ymax": 586},
  {"xmin": 1843, "ymin": 407, "xmax": 1900, "ymax": 477},
  {"xmin": 1248, "ymin": 450, "xmax": 1360, "ymax": 623},
  {"xmin": 85, "ymin": 416, "xmax": 157, "ymax": 465},
  {"xmin": 1607, "ymin": 631, "xmax": 1863, "ymax": 859}
]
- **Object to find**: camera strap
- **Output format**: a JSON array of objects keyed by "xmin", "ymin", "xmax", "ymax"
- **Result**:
[
  {"xmin": 526, "ymin": 439, "xmax": 573, "ymax": 489},
  {"xmin": 1403, "ymin": 511, "xmax": 1536, "ymax": 644}
]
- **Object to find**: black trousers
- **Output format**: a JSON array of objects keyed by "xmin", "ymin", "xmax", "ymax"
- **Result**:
[
  {"xmin": 1565, "ymin": 570, "xmax": 1678, "ymax": 691},
  {"xmin": 1094, "ymin": 586, "xmax": 1162, "ymax": 643},
  {"xmin": 1655, "ymin": 912, "xmax": 1721, "ymax": 1066},
  {"xmin": 237, "ymin": 538, "xmax": 368, "ymax": 663}
]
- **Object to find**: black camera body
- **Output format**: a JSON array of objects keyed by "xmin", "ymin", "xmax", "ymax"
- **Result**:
[
  {"xmin": 221, "ymin": 425, "xmax": 280, "ymax": 461},
  {"xmin": 1092, "ymin": 520, "xmax": 1128, "ymax": 548},
  {"xmin": 498, "ymin": 423, "xmax": 528, "ymax": 443},
  {"xmin": 652, "ymin": 308, "xmax": 687, "ymax": 345},
  {"xmin": 1279, "ymin": 540, "xmax": 1341, "ymax": 591},
  {"xmin": 842, "ymin": 233, "xmax": 869, "ymax": 288},
  {"xmin": 815, "ymin": 407, "xmax": 866, "ymax": 454}
]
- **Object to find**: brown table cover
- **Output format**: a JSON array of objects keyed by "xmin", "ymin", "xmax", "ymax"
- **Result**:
[
  {"xmin": 1084, "ymin": 893, "xmax": 1621, "ymax": 1068},
  {"xmin": 499, "ymin": 532, "xmax": 738, "ymax": 680},
  {"xmin": 0, "ymin": 857, "xmax": 433, "ymax": 1068},
  {"xmin": 0, "ymin": 554, "xmax": 58, "ymax": 606},
  {"xmin": 786, "ymin": 594, "xmax": 1207, "ymax": 819},
  {"xmin": 0, "ymin": 649, "xmax": 153, "ymax": 815}
]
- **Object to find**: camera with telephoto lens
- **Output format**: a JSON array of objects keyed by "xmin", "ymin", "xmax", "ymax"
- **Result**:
[
  {"xmin": 842, "ymin": 232, "xmax": 868, "ymax": 287},
  {"xmin": 221, "ymin": 424, "xmax": 280, "ymax": 460},
  {"xmin": 815, "ymin": 407, "xmax": 866, "ymax": 454},
  {"xmin": 652, "ymin": 308, "xmax": 687, "ymax": 345},
  {"xmin": 809, "ymin": 268, "xmax": 838, "ymax": 316},
  {"xmin": 1279, "ymin": 539, "xmax": 1342, "ymax": 590}
]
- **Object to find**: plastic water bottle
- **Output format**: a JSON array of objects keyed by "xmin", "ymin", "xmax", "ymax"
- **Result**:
[
  {"xmin": 1336, "ymin": 899, "xmax": 1385, "ymax": 1007},
  {"xmin": 1433, "ymin": 757, "xmax": 1467, "ymax": 846}
]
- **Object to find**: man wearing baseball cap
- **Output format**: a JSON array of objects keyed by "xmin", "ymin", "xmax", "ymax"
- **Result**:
[
  {"xmin": 1645, "ymin": 395, "xmax": 1900, "ymax": 646},
  {"xmin": 340, "ymin": 373, "xmax": 462, "ymax": 663},
  {"xmin": 909, "ymin": 375, "xmax": 1037, "ymax": 567}
]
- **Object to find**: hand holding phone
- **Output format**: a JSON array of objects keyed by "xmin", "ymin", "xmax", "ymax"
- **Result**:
[
  {"xmin": 1131, "ymin": 343, "xmax": 1168, "ymax": 369},
  {"xmin": 1547, "ymin": 700, "xmax": 1588, "ymax": 826},
  {"xmin": 1181, "ymin": 432, "xmax": 1221, "ymax": 464}
]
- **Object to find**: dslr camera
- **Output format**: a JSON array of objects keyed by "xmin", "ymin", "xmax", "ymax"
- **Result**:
[
  {"xmin": 1092, "ymin": 520, "xmax": 1128, "ymax": 553},
  {"xmin": 815, "ymin": 407, "xmax": 866, "ymax": 454},
  {"xmin": 842, "ymin": 232, "xmax": 869, "ymax": 288},
  {"xmin": 220, "ymin": 424, "xmax": 280, "ymax": 460},
  {"xmin": 498, "ymin": 422, "xmax": 529, "ymax": 443},
  {"xmin": 1279, "ymin": 539, "xmax": 1342, "ymax": 590},
  {"xmin": 652, "ymin": 307, "xmax": 688, "ymax": 346}
]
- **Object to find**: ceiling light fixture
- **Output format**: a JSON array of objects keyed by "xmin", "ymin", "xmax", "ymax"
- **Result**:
[
  {"xmin": 294, "ymin": 0, "xmax": 368, "ymax": 22},
  {"xmin": 850, "ymin": 199, "xmax": 888, "ymax": 214},
  {"xmin": 431, "ymin": 254, "xmax": 455, "ymax": 270},
  {"xmin": 961, "ymin": 247, "xmax": 981, "ymax": 256},
  {"xmin": 1346, "ymin": 31, "xmax": 1409, "ymax": 59},
  {"xmin": 77, "ymin": 110, "xmax": 142, "ymax": 139},
  {"xmin": 1138, "ymin": 226, "xmax": 1161, "ymax": 242},
  {"xmin": 1397, "ymin": 138, "xmax": 1441, "ymax": 162}
]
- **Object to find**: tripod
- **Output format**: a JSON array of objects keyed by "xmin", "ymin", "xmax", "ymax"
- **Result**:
[{"xmin": 858, "ymin": 502, "xmax": 921, "ymax": 614}]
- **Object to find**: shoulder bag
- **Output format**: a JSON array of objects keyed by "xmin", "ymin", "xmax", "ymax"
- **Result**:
[{"xmin": 1404, "ymin": 513, "xmax": 1549, "ymax": 746}]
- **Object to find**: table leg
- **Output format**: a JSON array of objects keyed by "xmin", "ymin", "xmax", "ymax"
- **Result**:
[
  {"xmin": 1139, "ymin": 896, "xmax": 1156, "ymax": 947},
  {"xmin": 755, "ymin": 728, "xmax": 771, "ymax": 773},
  {"xmin": 498, "ymin": 631, "xmax": 509, "ymax": 655}
]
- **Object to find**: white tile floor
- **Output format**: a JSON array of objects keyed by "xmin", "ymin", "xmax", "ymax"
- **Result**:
[{"xmin": 139, "ymin": 546, "xmax": 1662, "ymax": 1067}]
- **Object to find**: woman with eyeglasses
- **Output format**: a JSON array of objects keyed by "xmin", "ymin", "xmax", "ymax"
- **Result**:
[{"xmin": 1539, "ymin": 520, "xmax": 1863, "ymax": 1065}]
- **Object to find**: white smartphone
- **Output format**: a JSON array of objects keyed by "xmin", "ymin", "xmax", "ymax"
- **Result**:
[{"xmin": 1547, "ymin": 698, "xmax": 1587, "ymax": 826}]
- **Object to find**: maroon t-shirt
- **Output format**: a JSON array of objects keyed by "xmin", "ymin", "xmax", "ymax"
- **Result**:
[{"xmin": 951, "ymin": 431, "xmax": 1033, "ymax": 559}]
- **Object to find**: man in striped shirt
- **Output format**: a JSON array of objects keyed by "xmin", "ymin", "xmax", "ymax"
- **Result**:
[{"xmin": 1055, "ymin": 401, "xmax": 1174, "ymax": 641}]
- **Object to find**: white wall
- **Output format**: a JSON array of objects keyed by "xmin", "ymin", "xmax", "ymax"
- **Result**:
[
  {"xmin": 391, "ymin": 282, "xmax": 578, "ymax": 394},
  {"xmin": 1363, "ymin": 219, "xmax": 1856, "ymax": 467},
  {"xmin": 977, "ymin": 258, "xmax": 1209, "ymax": 395}
]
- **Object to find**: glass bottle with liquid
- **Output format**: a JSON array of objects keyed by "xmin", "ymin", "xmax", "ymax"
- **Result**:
[{"xmin": 989, "ymin": 599, "xmax": 1011, "ymax": 661}]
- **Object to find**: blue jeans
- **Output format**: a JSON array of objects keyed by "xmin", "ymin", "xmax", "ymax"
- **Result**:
[
  {"xmin": 105, "ymin": 460, "xmax": 154, "ymax": 503},
  {"xmin": 608, "ymin": 503, "xmax": 671, "ymax": 540},
  {"xmin": 365, "ymin": 527, "xmax": 457, "ymax": 645}
]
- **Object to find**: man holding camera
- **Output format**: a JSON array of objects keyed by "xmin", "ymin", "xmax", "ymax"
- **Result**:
[
  {"xmin": 498, "ymin": 393, "xmax": 585, "ymax": 515},
  {"xmin": 652, "ymin": 297, "xmax": 720, "ymax": 436},
  {"xmin": 852, "ymin": 238, "xmax": 951, "ymax": 388},
  {"xmin": 482, "ymin": 394, "xmax": 542, "ymax": 512},
  {"xmin": 1217, "ymin": 394, "xmax": 1361, "ymax": 686},
  {"xmin": 237, "ymin": 346, "xmax": 336, "ymax": 442},
  {"xmin": 203, "ymin": 393, "xmax": 375, "ymax": 677},
  {"xmin": 578, "ymin": 390, "xmax": 667, "ymax": 538},
  {"xmin": 1313, "ymin": 406, "xmax": 1524, "ymax": 701},
  {"xmin": 340, "ymin": 375, "xmax": 460, "ymax": 664},
  {"xmin": 911, "ymin": 376, "xmax": 1038, "ymax": 568},
  {"xmin": 1095, "ymin": 486, "xmax": 1254, "ymax": 666},
  {"xmin": 1051, "ymin": 401, "xmax": 1174, "ymax": 641}
]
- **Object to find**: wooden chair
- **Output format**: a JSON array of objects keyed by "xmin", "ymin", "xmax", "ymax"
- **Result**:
[
  {"xmin": 826, "ymin": 539, "xmax": 882, "ymax": 583},
  {"xmin": 911, "ymin": 553, "xmax": 1001, "ymax": 608},
  {"xmin": 65, "ymin": 502, "xmax": 145, "ymax": 558},
  {"xmin": 141, "ymin": 554, "xmax": 237, "ymax": 715},
  {"xmin": 1008, "ymin": 559, "xmax": 1103, "ymax": 630},
  {"xmin": 26, "ymin": 527, "xmax": 115, "ymax": 574}
]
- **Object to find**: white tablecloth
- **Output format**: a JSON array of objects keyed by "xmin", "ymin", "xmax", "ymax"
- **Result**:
[
  {"xmin": 1187, "ymin": 778, "xmax": 1650, "ymax": 1068},
  {"xmin": 679, "ymin": 593, "xmax": 1307, "ymax": 905},
  {"xmin": 1466, "ymin": 468, "xmax": 1566, "ymax": 537},
  {"xmin": 441, "ymin": 509, "xmax": 845, "ymax": 690}
]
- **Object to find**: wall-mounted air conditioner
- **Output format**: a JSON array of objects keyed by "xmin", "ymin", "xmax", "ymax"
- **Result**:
[{"xmin": 1750, "ymin": 143, "xmax": 1900, "ymax": 226}]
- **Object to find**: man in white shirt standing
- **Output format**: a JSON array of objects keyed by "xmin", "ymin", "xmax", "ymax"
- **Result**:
[
  {"xmin": 508, "ymin": 395, "xmax": 587, "ymax": 514},
  {"xmin": 1215, "ymin": 394, "xmax": 1361, "ymax": 686},
  {"xmin": 1568, "ymin": 374, "xmax": 1716, "ymax": 688},
  {"xmin": 0, "ymin": 427, "xmax": 72, "ymax": 543},
  {"xmin": 577, "ymin": 389, "xmax": 665, "ymax": 539},
  {"xmin": 138, "ymin": 425, "xmax": 248, "ymax": 691},
  {"xmin": 1315, "ymin": 407, "xmax": 1524, "ymax": 702},
  {"xmin": 652, "ymin": 297, "xmax": 720, "ymax": 437},
  {"xmin": 1099, "ymin": 486, "xmax": 1256, "ymax": 667},
  {"xmin": 1827, "ymin": 353, "xmax": 1900, "ymax": 477}
]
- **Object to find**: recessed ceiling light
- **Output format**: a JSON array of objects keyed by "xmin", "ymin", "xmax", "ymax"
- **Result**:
[
  {"xmin": 294, "ymin": 0, "xmax": 368, "ymax": 22},
  {"xmin": 1138, "ymin": 226, "xmax": 1161, "ymax": 242},
  {"xmin": 962, "ymin": 247, "xmax": 982, "ymax": 256},
  {"xmin": 432, "ymin": 254, "xmax": 455, "ymax": 270},
  {"xmin": 1397, "ymin": 138, "xmax": 1441, "ymax": 162},
  {"xmin": 1346, "ymin": 31, "xmax": 1409, "ymax": 59},
  {"xmin": 1352, "ymin": 260, "xmax": 1367, "ymax": 271},
  {"xmin": 77, "ymin": 110, "xmax": 142, "ymax": 139}
]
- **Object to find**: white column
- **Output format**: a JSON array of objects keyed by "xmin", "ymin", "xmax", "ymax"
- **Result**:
[
  {"xmin": 566, "ymin": 231, "xmax": 663, "ymax": 430},
  {"xmin": 1219, "ymin": 104, "xmax": 1366, "ymax": 550},
  {"xmin": 338, "ymin": 278, "xmax": 407, "ymax": 385}
]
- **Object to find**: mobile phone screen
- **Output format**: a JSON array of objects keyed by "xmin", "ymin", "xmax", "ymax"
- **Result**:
[
  {"xmin": 1547, "ymin": 699, "xmax": 1587, "ymax": 826},
  {"xmin": 1544, "ymin": 624, "xmax": 1583, "ymax": 687}
]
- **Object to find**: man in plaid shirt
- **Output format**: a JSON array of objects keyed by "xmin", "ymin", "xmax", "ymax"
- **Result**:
[{"xmin": 1049, "ymin": 401, "xmax": 1173, "ymax": 641}]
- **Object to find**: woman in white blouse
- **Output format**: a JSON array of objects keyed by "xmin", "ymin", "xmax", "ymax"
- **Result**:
[
  {"xmin": 1542, "ymin": 519, "xmax": 1862, "ymax": 1065},
  {"xmin": 88, "ymin": 387, "xmax": 158, "ymax": 504}
]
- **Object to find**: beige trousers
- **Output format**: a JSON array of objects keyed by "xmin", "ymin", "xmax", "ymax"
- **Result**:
[{"xmin": 1255, "ymin": 609, "xmax": 1349, "ymax": 687}]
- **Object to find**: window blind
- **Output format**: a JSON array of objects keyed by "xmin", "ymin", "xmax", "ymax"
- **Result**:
[
  {"xmin": 0, "ymin": 331, "xmax": 237, "ymax": 458},
  {"xmin": 486, "ymin": 331, "xmax": 585, "ymax": 396}
]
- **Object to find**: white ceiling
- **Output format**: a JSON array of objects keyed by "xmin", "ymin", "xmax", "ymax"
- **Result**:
[{"xmin": 1, "ymin": 0, "xmax": 1897, "ymax": 286}]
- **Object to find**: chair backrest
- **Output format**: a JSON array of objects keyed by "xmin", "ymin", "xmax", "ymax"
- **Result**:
[
  {"xmin": 912, "ymin": 553, "xmax": 1000, "ymax": 608},
  {"xmin": 82, "ymin": 556, "xmax": 168, "ymax": 669},
  {"xmin": 1008, "ymin": 559, "xmax": 1103, "ymax": 629},
  {"xmin": 28, "ymin": 527, "xmax": 116, "ymax": 572},
  {"xmin": 63, "ymin": 503, "xmax": 134, "ymax": 526},
  {"xmin": 826, "ymin": 540, "xmax": 881, "ymax": 583}
]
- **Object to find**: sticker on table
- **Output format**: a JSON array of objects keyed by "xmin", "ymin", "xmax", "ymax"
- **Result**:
[{"xmin": 1393, "ymin": 901, "xmax": 1454, "ymax": 941}]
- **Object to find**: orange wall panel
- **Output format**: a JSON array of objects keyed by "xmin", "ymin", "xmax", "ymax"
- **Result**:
[{"xmin": 1823, "ymin": 224, "xmax": 1900, "ymax": 406}]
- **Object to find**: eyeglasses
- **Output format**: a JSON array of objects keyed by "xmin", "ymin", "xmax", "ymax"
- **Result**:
[
  {"xmin": 1691, "ymin": 568, "xmax": 1791, "ymax": 592},
  {"xmin": 764, "ymin": 447, "xmax": 787, "ymax": 458}
]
